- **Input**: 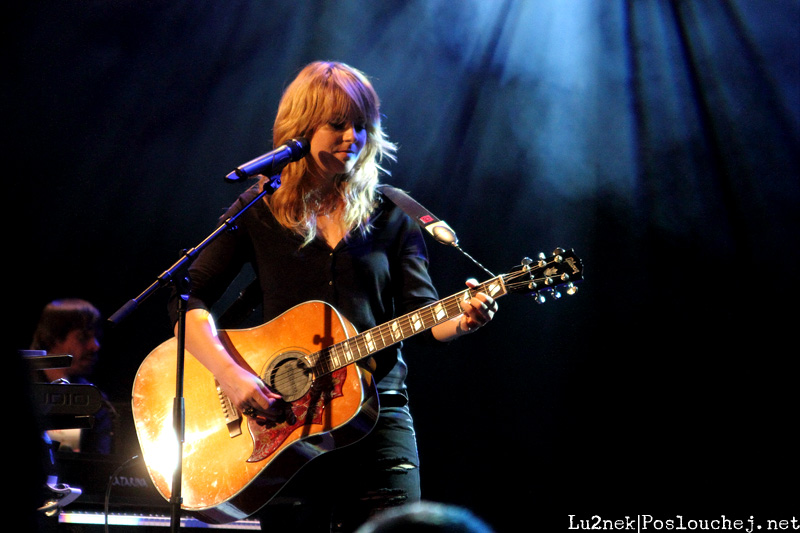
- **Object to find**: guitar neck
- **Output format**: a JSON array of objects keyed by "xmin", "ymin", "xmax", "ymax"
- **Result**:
[{"xmin": 312, "ymin": 276, "xmax": 508, "ymax": 376}]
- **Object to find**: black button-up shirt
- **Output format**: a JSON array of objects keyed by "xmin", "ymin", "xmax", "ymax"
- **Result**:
[{"xmin": 179, "ymin": 184, "xmax": 440, "ymax": 391}]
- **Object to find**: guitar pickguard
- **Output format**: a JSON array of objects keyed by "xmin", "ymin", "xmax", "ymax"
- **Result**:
[{"xmin": 246, "ymin": 367, "xmax": 347, "ymax": 462}]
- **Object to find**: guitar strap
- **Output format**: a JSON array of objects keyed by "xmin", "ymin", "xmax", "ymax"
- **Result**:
[
  {"xmin": 380, "ymin": 185, "xmax": 494, "ymax": 276},
  {"xmin": 219, "ymin": 184, "xmax": 457, "ymax": 327},
  {"xmin": 378, "ymin": 184, "xmax": 459, "ymax": 247}
]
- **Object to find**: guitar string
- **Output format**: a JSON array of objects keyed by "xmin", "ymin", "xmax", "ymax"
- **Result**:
[
  {"xmin": 262, "ymin": 273, "xmax": 565, "ymax": 396},
  {"xmin": 266, "ymin": 256, "xmax": 580, "ymax": 395},
  {"xmin": 228, "ymin": 270, "xmax": 556, "ymax": 413},
  {"xmin": 264, "ymin": 288, "xmax": 470, "ymax": 393},
  {"xmin": 263, "ymin": 263, "xmax": 572, "ymax": 396}
]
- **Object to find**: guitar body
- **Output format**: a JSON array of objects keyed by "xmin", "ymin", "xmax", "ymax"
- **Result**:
[{"xmin": 131, "ymin": 300, "xmax": 379, "ymax": 524}]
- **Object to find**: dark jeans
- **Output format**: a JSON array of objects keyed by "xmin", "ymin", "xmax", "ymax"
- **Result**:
[{"xmin": 257, "ymin": 404, "xmax": 421, "ymax": 532}]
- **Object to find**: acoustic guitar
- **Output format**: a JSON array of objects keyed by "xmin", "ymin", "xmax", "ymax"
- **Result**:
[{"xmin": 131, "ymin": 248, "xmax": 583, "ymax": 523}]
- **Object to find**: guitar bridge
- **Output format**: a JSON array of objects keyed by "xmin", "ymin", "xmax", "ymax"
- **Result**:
[{"xmin": 216, "ymin": 381, "xmax": 243, "ymax": 438}]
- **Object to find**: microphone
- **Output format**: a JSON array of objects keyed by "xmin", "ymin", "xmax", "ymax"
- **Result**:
[{"xmin": 225, "ymin": 137, "xmax": 310, "ymax": 182}]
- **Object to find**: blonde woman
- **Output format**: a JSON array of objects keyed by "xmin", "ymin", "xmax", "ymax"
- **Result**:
[{"xmin": 174, "ymin": 61, "xmax": 497, "ymax": 531}]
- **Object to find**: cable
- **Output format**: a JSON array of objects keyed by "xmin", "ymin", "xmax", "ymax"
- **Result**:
[{"xmin": 104, "ymin": 454, "xmax": 141, "ymax": 533}]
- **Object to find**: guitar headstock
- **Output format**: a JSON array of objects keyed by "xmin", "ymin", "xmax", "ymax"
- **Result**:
[{"xmin": 503, "ymin": 248, "xmax": 584, "ymax": 303}]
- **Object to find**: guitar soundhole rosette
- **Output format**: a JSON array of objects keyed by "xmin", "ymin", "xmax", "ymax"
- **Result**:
[{"xmin": 263, "ymin": 350, "xmax": 313, "ymax": 402}]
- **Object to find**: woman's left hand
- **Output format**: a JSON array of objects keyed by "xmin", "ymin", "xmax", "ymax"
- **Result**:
[{"xmin": 457, "ymin": 278, "xmax": 498, "ymax": 335}]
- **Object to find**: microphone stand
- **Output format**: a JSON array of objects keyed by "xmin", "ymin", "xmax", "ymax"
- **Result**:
[{"xmin": 108, "ymin": 177, "xmax": 279, "ymax": 532}]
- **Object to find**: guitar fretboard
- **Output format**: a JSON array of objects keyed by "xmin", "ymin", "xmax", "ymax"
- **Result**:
[{"xmin": 311, "ymin": 276, "xmax": 507, "ymax": 376}]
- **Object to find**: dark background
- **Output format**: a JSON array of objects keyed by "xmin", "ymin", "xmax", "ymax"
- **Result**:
[{"xmin": 8, "ymin": 1, "xmax": 798, "ymax": 530}]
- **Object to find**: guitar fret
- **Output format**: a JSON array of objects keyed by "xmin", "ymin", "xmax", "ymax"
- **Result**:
[
  {"xmin": 410, "ymin": 312, "xmax": 422, "ymax": 332},
  {"xmin": 355, "ymin": 336, "xmax": 368, "ymax": 358},
  {"xmin": 485, "ymin": 280, "xmax": 503, "ymax": 298},
  {"xmin": 432, "ymin": 302, "xmax": 447, "ymax": 321},
  {"xmin": 402, "ymin": 315, "xmax": 415, "ymax": 337},
  {"xmin": 430, "ymin": 304, "xmax": 441, "ymax": 323},
  {"xmin": 314, "ymin": 350, "xmax": 329, "ymax": 374},
  {"xmin": 342, "ymin": 340, "xmax": 354, "ymax": 363},
  {"xmin": 326, "ymin": 349, "xmax": 336, "ymax": 372},
  {"xmin": 390, "ymin": 320, "xmax": 403, "ymax": 341},
  {"xmin": 395, "ymin": 318, "xmax": 407, "ymax": 338},
  {"xmin": 444, "ymin": 295, "xmax": 464, "ymax": 316},
  {"xmin": 375, "ymin": 325, "xmax": 391, "ymax": 349},
  {"xmin": 420, "ymin": 307, "xmax": 432, "ymax": 329},
  {"xmin": 364, "ymin": 331, "xmax": 376, "ymax": 353}
]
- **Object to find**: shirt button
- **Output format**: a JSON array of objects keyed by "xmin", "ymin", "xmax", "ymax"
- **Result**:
[{"xmin": 329, "ymin": 281, "xmax": 333, "ymax": 285}]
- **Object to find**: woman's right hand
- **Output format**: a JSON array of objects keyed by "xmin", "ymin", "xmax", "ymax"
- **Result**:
[
  {"xmin": 216, "ymin": 363, "xmax": 283, "ymax": 419},
  {"xmin": 183, "ymin": 308, "xmax": 283, "ymax": 421}
]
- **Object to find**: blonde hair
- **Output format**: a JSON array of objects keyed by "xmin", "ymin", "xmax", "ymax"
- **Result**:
[{"xmin": 262, "ymin": 61, "xmax": 396, "ymax": 245}]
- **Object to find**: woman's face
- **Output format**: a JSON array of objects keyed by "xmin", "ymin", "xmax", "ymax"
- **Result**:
[{"xmin": 308, "ymin": 119, "xmax": 368, "ymax": 180}]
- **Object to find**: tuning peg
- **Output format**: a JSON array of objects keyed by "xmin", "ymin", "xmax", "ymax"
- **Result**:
[
  {"xmin": 565, "ymin": 282, "xmax": 579, "ymax": 296},
  {"xmin": 536, "ymin": 253, "xmax": 547, "ymax": 267},
  {"xmin": 532, "ymin": 287, "xmax": 561, "ymax": 303}
]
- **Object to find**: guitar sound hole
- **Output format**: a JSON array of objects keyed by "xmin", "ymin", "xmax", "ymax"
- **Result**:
[{"xmin": 264, "ymin": 351, "xmax": 313, "ymax": 402}]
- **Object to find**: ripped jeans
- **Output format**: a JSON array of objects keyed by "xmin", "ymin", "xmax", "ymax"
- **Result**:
[{"xmin": 257, "ymin": 401, "xmax": 421, "ymax": 532}]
